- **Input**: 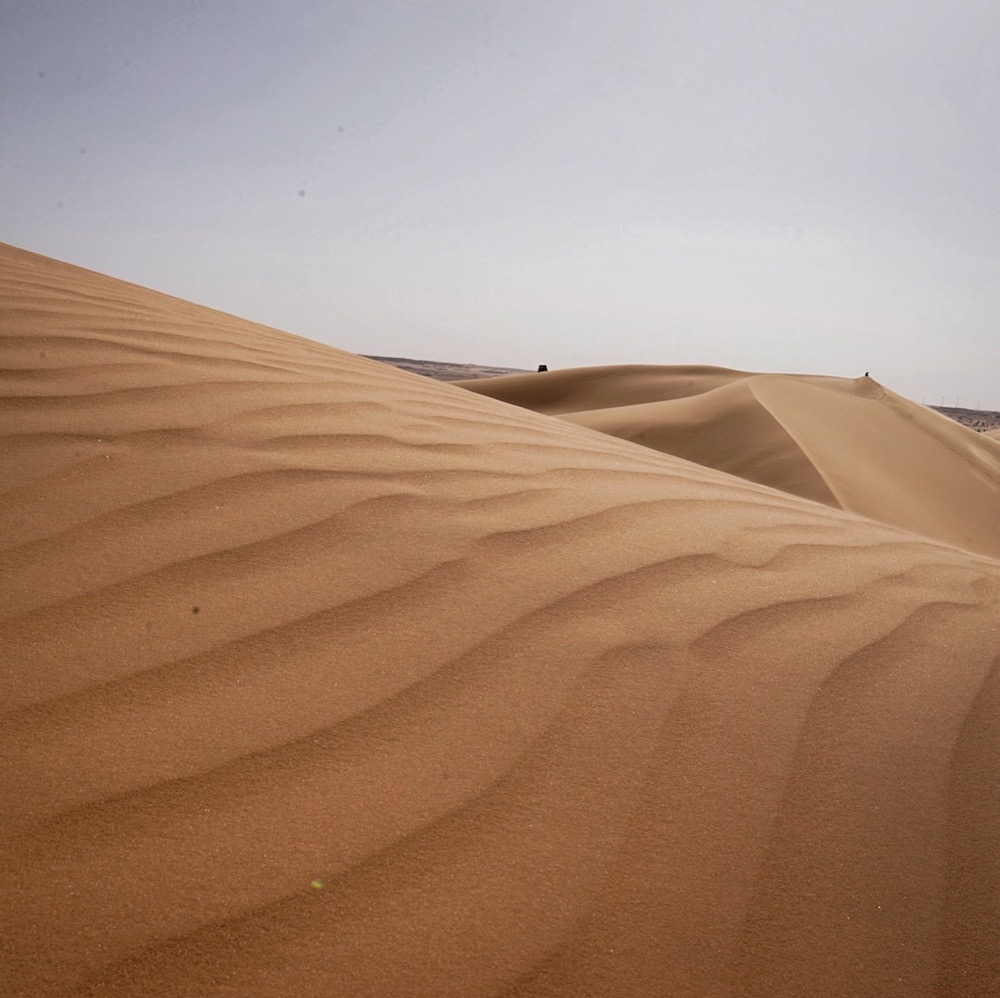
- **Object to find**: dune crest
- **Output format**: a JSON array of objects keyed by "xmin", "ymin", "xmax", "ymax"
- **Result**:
[
  {"xmin": 460, "ymin": 366, "xmax": 1000, "ymax": 560},
  {"xmin": 2, "ymin": 243, "xmax": 999, "ymax": 996}
]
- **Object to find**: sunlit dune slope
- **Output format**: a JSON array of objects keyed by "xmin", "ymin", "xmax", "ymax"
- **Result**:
[
  {"xmin": 2, "ymin": 243, "xmax": 1000, "ymax": 997},
  {"xmin": 461, "ymin": 366, "xmax": 1000, "ymax": 560},
  {"xmin": 456, "ymin": 364, "xmax": 752, "ymax": 415}
]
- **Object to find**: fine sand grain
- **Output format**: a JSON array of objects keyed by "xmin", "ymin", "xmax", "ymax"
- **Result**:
[{"xmin": 2, "ymin": 243, "xmax": 999, "ymax": 996}]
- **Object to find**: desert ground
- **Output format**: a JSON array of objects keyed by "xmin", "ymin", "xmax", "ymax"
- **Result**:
[
  {"xmin": 454, "ymin": 366, "xmax": 1000, "ymax": 561},
  {"xmin": 3, "ymin": 242, "xmax": 1000, "ymax": 996},
  {"xmin": 379, "ymin": 355, "xmax": 1000, "ymax": 433}
]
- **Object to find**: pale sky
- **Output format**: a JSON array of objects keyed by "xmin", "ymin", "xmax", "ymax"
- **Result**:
[{"xmin": 3, "ymin": 1, "xmax": 999, "ymax": 408}]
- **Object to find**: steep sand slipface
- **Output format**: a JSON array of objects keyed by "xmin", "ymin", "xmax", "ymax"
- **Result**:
[
  {"xmin": 2, "ymin": 243, "xmax": 1000, "ymax": 996},
  {"xmin": 557, "ymin": 378, "xmax": 840, "ymax": 508},
  {"xmin": 748, "ymin": 375, "xmax": 1000, "ymax": 560},
  {"xmin": 464, "ymin": 367, "xmax": 1000, "ymax": 560}
]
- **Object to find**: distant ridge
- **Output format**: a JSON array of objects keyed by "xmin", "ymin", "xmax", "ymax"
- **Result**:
[
  {"xmin": 373, "ymin": 356, "xmax": 1000, "ymax": 430},
  {"xmin": 456, "ymin": 365, "xmax": 1000, "ymax": 560}
]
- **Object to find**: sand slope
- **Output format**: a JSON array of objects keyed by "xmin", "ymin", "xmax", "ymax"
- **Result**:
[
  {"xmin": 460, "ymin": 367, "xmax": 1000, "ymax": 560},
  {"xmin": 2, "ymin": 243, "xmax": 1000, "ymax": 997},
  {"xmin": 561, "ymin": 377, "xmax": 840, "ymax": 508},
  {"xmin": 456, "ymin": 364, "xmax": 754, "ymax": 415}
]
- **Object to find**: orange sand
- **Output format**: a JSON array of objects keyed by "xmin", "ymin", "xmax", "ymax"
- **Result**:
[{"xmin": 2, "ymin": 244, "xmax": 999, "ymax": 996}]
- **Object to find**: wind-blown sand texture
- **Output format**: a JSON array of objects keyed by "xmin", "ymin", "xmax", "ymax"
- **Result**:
[
  {"xmin": 2, "ymin": 243, "xmax": 1000, "ymax": 997},
  {"xmin": 458, "ymin": 366, "xmax": 1000, "ymax": 560}
]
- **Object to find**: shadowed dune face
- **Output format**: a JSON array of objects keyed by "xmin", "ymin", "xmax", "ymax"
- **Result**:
[
  {"xmin": 460, "ymin": 367, "xmax": 1000, "ymax": 561},
  {"xmin": 561, "ymin": 378, "xmax": 841, "ymax": 509},
  {"xmin": 2, "ymin": 242, "xmax": 1000, "ymax": 997}
]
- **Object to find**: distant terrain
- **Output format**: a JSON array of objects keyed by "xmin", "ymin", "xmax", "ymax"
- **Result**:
[
  {"xmin": 363, "ymin": 355, "xmax": 528, "ymax": 382},
  {"xmin": 932, "ymin": 405, "xmax": 1000, "ymax": 432},
  {"xmin": 370, "ymin": 356, "xmax": 1000, "ymax": 431}
]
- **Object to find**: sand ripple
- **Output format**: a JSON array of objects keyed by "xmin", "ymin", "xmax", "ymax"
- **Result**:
[{"xmin": 2, "ymin": 244, "xmax": 999, "ymax": 996}]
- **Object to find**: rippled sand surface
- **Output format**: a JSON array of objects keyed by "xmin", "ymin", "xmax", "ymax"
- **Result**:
[{"xmin": 3, "ymin": 244, "xmax": 999, "ymax": 996}]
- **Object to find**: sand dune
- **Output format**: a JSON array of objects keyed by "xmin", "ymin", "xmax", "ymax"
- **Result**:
[
  {"xmin": 2, "ymin": 243, "xmax": 1000, "ymax": 997},
  {"xmin": 459, "ymin": 366, "xmax": 1000, "ymax": 560}
]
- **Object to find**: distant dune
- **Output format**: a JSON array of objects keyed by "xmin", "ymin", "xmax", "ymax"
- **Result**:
[
  {"xmin": 3, "ymin": 243, "xmax": 999, "ymax": 996},
  {"xmin": 459, "ymin": 366, "xmax": 1000, "ymax": 560}
]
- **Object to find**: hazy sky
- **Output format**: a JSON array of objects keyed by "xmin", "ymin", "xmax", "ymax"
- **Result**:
[{"xmin": 3, "ymin": 1, "xmax": 999, "ymax": 407}]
